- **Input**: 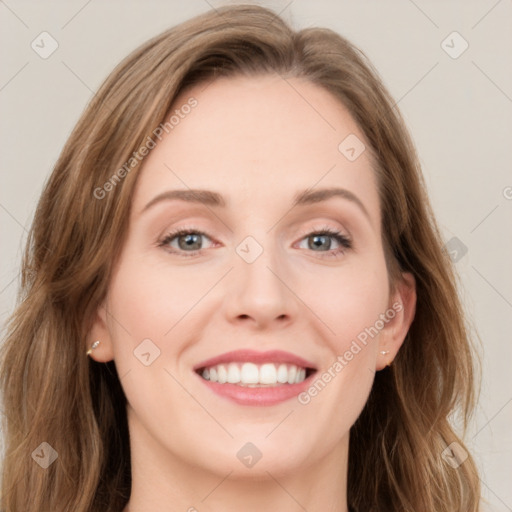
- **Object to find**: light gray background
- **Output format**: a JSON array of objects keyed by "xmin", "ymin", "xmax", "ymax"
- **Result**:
[{"xmin": 1, "ymin": 0, "xmax": 511, "ymax": 510}]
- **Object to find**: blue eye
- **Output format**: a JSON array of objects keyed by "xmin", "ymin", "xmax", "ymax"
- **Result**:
[
  {"xmin": 158, "ymin": 227, "xmax": 352, "ymax": 259},
  {"xmin": 298, "ymin": 229, "xmax": 352, "ymax": 257},
  {"xmin": 158, "ymin": 229, "xmax": 213, "ymax": 256}
]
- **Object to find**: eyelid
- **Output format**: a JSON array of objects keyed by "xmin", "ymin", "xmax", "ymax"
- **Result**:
[
  {"xmin": 293, "ymin": 224, "xmax": 352, "ymax": 257},
  {"xmin": 157, "ymin": 222, "xmax": 352, "ymax": 259},
  {"xmin": 157, "ymin": 226, "xmax": 216, "ymax": 253}
]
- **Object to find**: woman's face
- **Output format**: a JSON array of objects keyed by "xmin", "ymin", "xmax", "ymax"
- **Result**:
[{"xmin": 92, "ymin": 74, "xmax": 415, "ymax": 479}]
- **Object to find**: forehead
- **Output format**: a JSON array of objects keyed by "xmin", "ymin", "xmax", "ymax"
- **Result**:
[{"xmin": 132, "ymin": 74, "xmax": 380, "ymax": 227}]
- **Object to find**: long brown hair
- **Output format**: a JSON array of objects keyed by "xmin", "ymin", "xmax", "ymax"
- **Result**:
[{"xmin": 0, "ymin": 5, "xmax": 480, "ymax": 511}]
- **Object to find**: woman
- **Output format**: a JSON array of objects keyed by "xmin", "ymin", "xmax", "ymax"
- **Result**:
[{"xmin": 0, "ymin": 4, "xmax": 481, "ymax": 511}]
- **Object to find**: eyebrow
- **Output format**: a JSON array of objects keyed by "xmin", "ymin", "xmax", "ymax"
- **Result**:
[{"xmin": 141, "ymin": 187, "xmax": 370, "ymax": 220}]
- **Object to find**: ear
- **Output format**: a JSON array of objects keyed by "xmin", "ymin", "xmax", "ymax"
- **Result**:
[
  {"xmin": 375, "ymin": 272, "xmax": 416, "ymax": 371},
  {"xmin": 86, "ymin": 300, "xmax": 115, "ymax": 363}
]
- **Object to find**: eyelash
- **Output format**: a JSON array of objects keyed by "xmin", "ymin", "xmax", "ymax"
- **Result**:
[{"xmin": 157, "ymin": 225, "xmax": 352, "ymax": 260}]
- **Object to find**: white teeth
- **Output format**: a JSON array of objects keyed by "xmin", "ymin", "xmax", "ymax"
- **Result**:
[
  {"xmin": 217, "ymin": 364, "xmax": 227, "ymax": 384},
  {"xmin": 200, "ymin": 362, "xmax": 310, "ymax": 386},
  {"xmin": 260, "ymin": 363, "xmax": 277, "ymax": 384},
  {"xmin": 277, "ymin": 364, "xmax": 288, "ymax": 383},
  {"xmin": 227, "ymin": 363, "xmax": 240, "ymax": 384},
  {"xmin": 287, "ymin": 365, "xmax": 297, "ymax": 384},
  {"xmin": 240, "ymin": 362, "xmax": 259, "ymax": 384}
]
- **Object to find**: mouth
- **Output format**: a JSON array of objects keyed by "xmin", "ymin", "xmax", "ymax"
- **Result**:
[
  {"xmin": 195, "ymin": 362, "xmax": 316, "ymax": 387},
  {"xmin": 193, "ymin": 349, "xmax": 317, "ymax": 406}
]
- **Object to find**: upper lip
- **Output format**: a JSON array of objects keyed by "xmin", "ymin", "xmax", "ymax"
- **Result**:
[{"xmin": 193, "ymin": 349, "xmax": 317, "ymax": 371}]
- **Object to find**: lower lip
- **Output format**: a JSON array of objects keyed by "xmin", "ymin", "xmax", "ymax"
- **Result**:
[{"xmin": 196, "ymin": 373, "xmax": 315, "ymax": 406}]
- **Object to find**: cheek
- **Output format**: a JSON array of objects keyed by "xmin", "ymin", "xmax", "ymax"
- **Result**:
[
  {"xmin": 294, "ymin": 263, "xmax": 389, "ymax": 445},
  {"xmin": 301, "ymin": 257, "xmax": 390, "ymax": 351},
  {"xmin": 103, "ymin": 256, "xmax": 197, "ymax": 431},
  {"xmin": 106, "ymin": 255, "xmax": 209, "ymax": 345}
]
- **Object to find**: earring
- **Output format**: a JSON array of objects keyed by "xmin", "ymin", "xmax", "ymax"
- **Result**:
[
  {"xmin": 86, "ymin": 340, "xmax": 100, "ymax": 356},
  {"xmin": 380, "ymin": 350, "xmax": 392, "ymax": 367}
]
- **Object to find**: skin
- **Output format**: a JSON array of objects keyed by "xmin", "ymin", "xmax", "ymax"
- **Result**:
[{"xmin": 89, "ymin": 74, "xmax": 416, "ymax": 512}]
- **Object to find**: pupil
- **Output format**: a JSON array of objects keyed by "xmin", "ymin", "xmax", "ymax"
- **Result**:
[
  {"xmin": 180, "ymin": 234, "xmax": 201, "ymax": 250},
  {"xmin": 310, "ymin": 235, "xmax": 330, "ymax": 250}
]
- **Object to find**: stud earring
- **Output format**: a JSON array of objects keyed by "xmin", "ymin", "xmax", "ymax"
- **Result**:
[
  {"xmin": 380, "ymin": 350, "xmax": 392, "ymax": 367},
  {"xmin": 86, "ymin": 340, "xmax": 100, "ymax": 356}
]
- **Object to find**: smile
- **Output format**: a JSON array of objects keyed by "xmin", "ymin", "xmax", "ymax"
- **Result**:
[
  {"xmin": 193, "ymin": 349, "xmax": 317, "ymax": 405},
  {"xmin": 197, "ymin": 362, "xmax": 314, "ymax": 386}
]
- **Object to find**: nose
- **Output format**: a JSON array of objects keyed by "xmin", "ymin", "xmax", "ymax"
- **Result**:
[{"xmin": 223, "ymin": 239, "xmax": 299, "ymax": 330}]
